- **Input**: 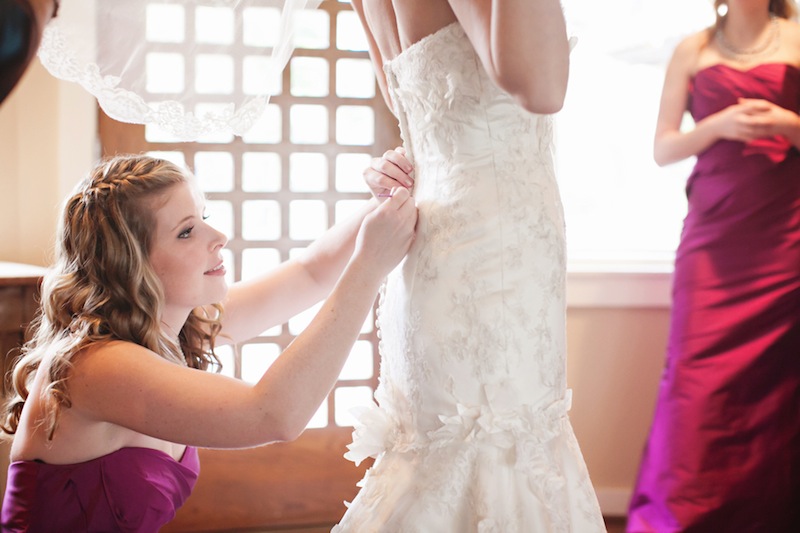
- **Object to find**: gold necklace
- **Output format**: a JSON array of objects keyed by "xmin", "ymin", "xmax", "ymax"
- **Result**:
[{"xmin": 715, "ymin": 16, "xmax": 780, "ymax": 60}]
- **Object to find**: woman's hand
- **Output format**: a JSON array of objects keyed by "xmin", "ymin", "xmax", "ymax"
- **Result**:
[
  {"xmin": 363, "ymin": 147, "xmax": 414, "ymax": 199},
  {"xmin": 712, "ymin": 102, "xmax": 761, "ymax": 142},
  {"xmin": 352, "ymin": 186, "xmax": 417, "ymax": 278},
  {"xmin": 714, "ymin": 98, "xmax": 800, "ymax": 142},
  {"xmin": 736, "ymin": 98, "xmax": 800, "ymax": 139},
  {"xmin": 219, "ymin": 153, "xmax": 416, "ymax": 344}
]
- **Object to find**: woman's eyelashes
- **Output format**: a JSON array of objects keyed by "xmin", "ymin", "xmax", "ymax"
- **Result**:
[
  {"xmin": 178, "ymin": 226, "xmax": 194, "ymax": 239},
  {"xmin": 178, "ymin": 212, "xmax": 210, "ymax": 239}
]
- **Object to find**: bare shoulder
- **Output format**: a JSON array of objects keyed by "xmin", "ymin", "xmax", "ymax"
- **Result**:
[
  {"xmin": 9, "ymin": 341, "xmax": 161, "ymax": 463},
  {"xmin": 68, "ymin": 340, "xmax": 171, "ymax": 400},
  {"xmin": 669, "ymin": 28, "xmax": 714, "ymax": 76},
  {"xmin": 674, "ymin": 29, "xmax": 712, "ymax": 62},
  {"xmin": 778, "ymin": 18, "xmax": 800, "ymax": 62},
  {"xmin": 778, "ymin": 16, "xmax": 800, "ymax": 37},
  {"xmin": 72, "ymin": 339, "xmax": 160, "ymax": 375}
]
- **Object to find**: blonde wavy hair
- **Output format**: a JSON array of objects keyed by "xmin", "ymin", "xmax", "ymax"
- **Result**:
[
  {"xmin": 714, "ymin": 0, "xmax": 798, "ymax": 26},
  {"xmin": 1, "ymin": 154, "xmax": 223, "ymax": 440}
]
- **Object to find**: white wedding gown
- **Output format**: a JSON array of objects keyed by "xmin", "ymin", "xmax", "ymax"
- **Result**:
[{"xmin": 334, "ymin": 22, "xmax": 605, "ymax": 533}]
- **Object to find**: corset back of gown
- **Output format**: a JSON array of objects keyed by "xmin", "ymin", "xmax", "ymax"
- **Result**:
[
  {"xmin": 335, "ymin": 22, "xmax": 604, "ymax": 533},
  {"xmin": 375, "ymin": 22, "xmax": 568, "ymax": 437}
]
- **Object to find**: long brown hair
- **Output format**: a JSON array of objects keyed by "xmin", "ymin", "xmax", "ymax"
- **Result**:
[
  {"xmin": 1, "ymin": 154, "xmax": 223, "ymax": 440},
  {"xmin": 714, "ymin": 0, "xmax": 798, "ymax": 27}
]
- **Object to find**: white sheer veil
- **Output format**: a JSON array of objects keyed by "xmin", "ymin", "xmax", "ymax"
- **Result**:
[{"xmin": 38, "ymin": 0, "xmax": 322, "ymax": 141}]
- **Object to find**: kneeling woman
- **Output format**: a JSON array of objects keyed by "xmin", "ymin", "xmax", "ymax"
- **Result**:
[{"xmin": 0, "ymin": 154, "xmax": 416, "ymax": 531}]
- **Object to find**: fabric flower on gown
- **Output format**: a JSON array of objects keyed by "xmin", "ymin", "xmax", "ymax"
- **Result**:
[
  {"xmin": 343, "ymin": 383, "xmax": 416, "ymax": 466},
  {"xmin": 343, "ymin": 399, "xmax": 393, "ymax": 467}
]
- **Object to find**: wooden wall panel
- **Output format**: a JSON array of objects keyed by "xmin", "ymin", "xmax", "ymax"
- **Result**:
[
  {"xmin": 0, "ymin": 265, "xmax": 46, "ymax": 504},
  {"xmin": 164, "ymin": 428, "xmax": 371, "ymax": 532}
]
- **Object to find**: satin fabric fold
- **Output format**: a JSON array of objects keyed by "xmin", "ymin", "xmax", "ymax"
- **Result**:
[{"xmin": 2, "ymin": 446, "xmax": 200, "ymax": 532}]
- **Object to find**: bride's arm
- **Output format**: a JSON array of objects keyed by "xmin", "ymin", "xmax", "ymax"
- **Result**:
[
  {"xmin": 449, "ymin": 0, "xmax": 570, "ymax": 114},
  {"xmin": 350, "ymin": 0, "xmax": 393, "ymax": 112}
]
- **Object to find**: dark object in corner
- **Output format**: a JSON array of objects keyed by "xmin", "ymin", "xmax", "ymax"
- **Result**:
[{"xmin": 0, "ymin": 0, "xmax": 58, "ymax": 104}]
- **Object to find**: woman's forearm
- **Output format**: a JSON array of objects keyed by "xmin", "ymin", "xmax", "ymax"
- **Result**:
[
  {"xmin": 298, "ymin": 196, "xmax": 380, "ymax": 292},
  {"xmin": 219, "ymin": 197, "xmax": 380, "ymax": 343},
  {"xmin": 654, "ymin": 114, "xmax": 724, "ymax": 166},
  {"xmin": 249, "ymin": 188, "xmax": 415, "ymax": 441},
  {"xmin": 251, "ymin": 258, "xmax": 384, "ymax": 441}
]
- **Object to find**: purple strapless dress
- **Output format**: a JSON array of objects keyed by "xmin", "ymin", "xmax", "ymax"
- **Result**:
[
  {"xmin": 627, "ymin": 63, "xmax": 800, "ymax": 532},
  {"xmin": 1, "ymin": 446, "xmax": 199, "ymax": 532}
]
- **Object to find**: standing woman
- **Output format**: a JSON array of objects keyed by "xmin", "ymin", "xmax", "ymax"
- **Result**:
[
  {"xmin": 332, "ymin": 0, "xmax": 605, "ymax": 531},
  {"xmin": 0, "ymin": 154, "xmax": 416, "ymax": 531},
  {"xmin": 628, "ymin": 1, "xmax": 800, "ymax": 531}
]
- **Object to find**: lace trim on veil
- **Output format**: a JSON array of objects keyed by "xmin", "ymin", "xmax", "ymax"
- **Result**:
[{"xmin": 38, "ymin": 0, "xmax": 322, "ymax": 141}]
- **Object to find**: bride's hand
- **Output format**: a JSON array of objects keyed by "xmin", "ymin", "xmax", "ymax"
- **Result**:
[{"xmin": 364, "ymin": 147, "xmax": 414, "ymax": 199}]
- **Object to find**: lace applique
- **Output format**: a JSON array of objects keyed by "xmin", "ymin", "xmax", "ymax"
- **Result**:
[{"xmin": 343, "ymin": 385, "xmax": 579, "ymax": 532}]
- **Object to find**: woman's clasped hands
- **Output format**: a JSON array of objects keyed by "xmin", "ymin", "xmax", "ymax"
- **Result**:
[{"xmin": 718, "ymin": 97, "xmax": 800, "ymax": 142}]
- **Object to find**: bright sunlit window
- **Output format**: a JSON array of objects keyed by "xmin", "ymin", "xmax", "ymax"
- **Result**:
[{"xmin": 558, "ymin": 0, "xmax": 715, "ymax": 270}]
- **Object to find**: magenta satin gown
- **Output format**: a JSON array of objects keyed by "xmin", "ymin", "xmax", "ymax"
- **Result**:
[
  {"xmin": 1, "ymin": 446, "xmax": 199, "ymax": 532},
  {"xmin": 627, "ymin": 63, "xmax": 800, "ymax": 532}
]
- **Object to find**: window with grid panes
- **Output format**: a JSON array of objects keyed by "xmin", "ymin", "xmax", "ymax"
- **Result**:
[{"xmin": 127, "ymin": 0, "xmax": 399, "ymax": 431}]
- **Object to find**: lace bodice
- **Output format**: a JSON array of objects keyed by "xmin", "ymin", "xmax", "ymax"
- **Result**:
[
  {"xmin": 384, "ymin": 23, "xmax": 555, "ymax": 170},
  {"xmin": 369, "ymin": 22, "xmax": 567, "ymax": 432}
]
